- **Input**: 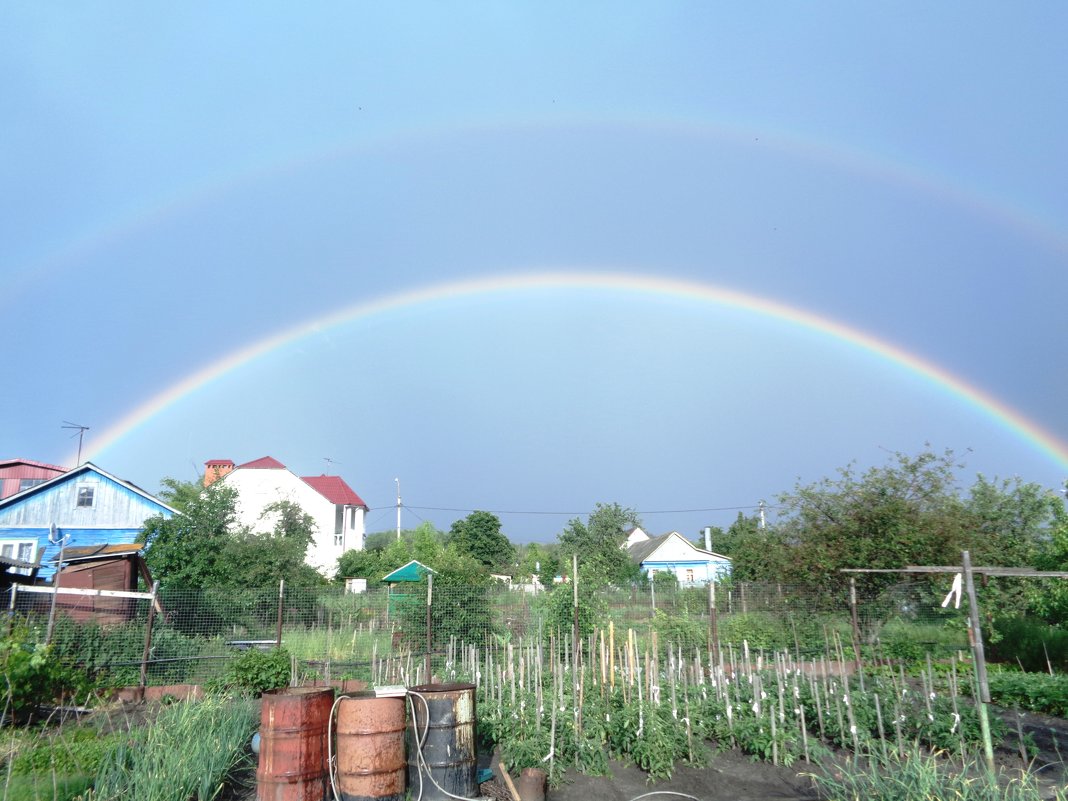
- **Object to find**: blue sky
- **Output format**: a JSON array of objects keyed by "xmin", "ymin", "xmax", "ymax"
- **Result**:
[{"xmin": 4, "ymin": 4, "xmax": 1067, "ymax": 543}]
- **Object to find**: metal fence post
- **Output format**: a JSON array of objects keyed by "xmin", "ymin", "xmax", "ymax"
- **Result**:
[
  {"xmin": 425, "ymin": 572, "xmax": 433, "ymax": 683},
  {"xmin": 276, "ymin": 579, "xmax": 285, "ymax": 648},
  {"xmin": 6, "ymin": 585, "xmax": 17, "ymax": 637}
]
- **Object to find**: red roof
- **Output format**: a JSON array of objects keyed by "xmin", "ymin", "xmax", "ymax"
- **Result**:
[
  {"xmin": 302, "ymin": 475, "xmax": 367, "ymax": 508},
  {"xmin": 0, "ymin": 458, "xmax": 69, "ymax": 472},
  {"xmin": 205, "ymin": 459, "xmax": 235, "ymax": 467},
  {"xmin": 237, "ymin": 456, "xmax": 286, "ymax": 470}
]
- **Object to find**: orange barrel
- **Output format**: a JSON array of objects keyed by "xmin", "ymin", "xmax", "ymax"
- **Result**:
[
  {"xmin": 406, "ymin": 683, "xmax": 477, "ymax": 801},
  {"xmin": 257, "ymin": 687, "xmax": 335, "ymax": 801},
  {"xmin": 335, "ymin": 693, "xmax": 407, "ymax": 801}
]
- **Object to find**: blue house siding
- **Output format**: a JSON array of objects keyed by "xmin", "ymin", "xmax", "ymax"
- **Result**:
[
  {"xmin": 0, "ymin": 463, "xmax": 174, "ymax": 583},
  {"xmin": 1, "ymin": 528, "xmax": 142, "ymax": 582},
  {"xmin": 644, "ymin": 557, "xmax": 731, "ymax": 584}
]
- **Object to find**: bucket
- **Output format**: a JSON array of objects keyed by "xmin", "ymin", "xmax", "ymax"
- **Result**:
[
  {"xmin": 406, "ymin": 683, "xmax": 477, "ymax": 801},
  {"xmin": 257, "ymin": 686, "xmax": 335, "ymax": 801},
  {"xmin": 335, "ymin": 693, "xmax": 407, "ymax": 801},
  {"xmin": 516, "ymin": 767, "xmax": 547, "ymax": 801}
]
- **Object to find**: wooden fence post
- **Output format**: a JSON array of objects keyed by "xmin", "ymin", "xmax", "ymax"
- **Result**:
[
  {"xmin": 962, "ymin": 550, "xmax": 995, "ymax": 775},
  {"xmin": 139, "ymin": 581, "xmax": 161, "ymax": 698},
  {"xmin": 708, "ymin": 579, "xmax": 719, "ymax": 670}
]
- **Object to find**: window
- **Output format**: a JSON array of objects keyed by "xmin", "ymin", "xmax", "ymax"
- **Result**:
[
  {"xmin": 0, "ymin": 539, "xmax": 37, "ymax": 576},
  {"xmin": 685, "ymin": 569, "xmax": 695, "ymax": 584},
  {"xmin": 76, "ymin": 486, "xmax": 94, "ymax": 507},
  {"xmin": 334, "ymin": 533, "xmax": 344, "ymax": 547},
  {"xmin": 18, "ymin": 478, "xmax": 46, "ymax": 492},
  {"xmin": 349, "ymin": 507, "xmax": 357, "ymax": 529}
]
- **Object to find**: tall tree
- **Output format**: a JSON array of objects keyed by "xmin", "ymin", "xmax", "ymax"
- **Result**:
[
  {"xmin": 766, "ymin": 449, "xmax": 972, "ymax": 602},
  {"xmin": 449, "ymin": 511, "xmax": 513, "ymax": 571},
  {"xmin": 222, "ymin": 500, "xmax": 323, "ymax": 588},
  {"xmin": 557, "ymin": 502, "xmax": 643, "ymax": 586},
  {"xmin": 141, "ymin": 480, "xmax": 325, "ymax": 588}
]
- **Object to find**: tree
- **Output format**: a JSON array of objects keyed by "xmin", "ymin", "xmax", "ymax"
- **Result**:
[
  {"xmin": 140, "ymin": 480, "xmax": 245, "ymax": 588},
  {"xmin": 449, "ymin": 511, "xmax": 513, "ymax": 570},
  {"xmin": 557, "ymin": 502, "xmax": 643, "ymax": 586},
  {"xmin": 141, "ymin": 480, "xmax": 325, "ymax": 589},
  {"xmin": 763, "ymin": 449, "xmax": 973, "ymax": 603},
  {"xmin": 222, "ymin": 500, "xmax": 324, "ymax": 589}
]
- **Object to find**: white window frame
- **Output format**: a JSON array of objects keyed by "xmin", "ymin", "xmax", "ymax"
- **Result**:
[
  {"xmin": 76, "ymin": 484, "xmax": 95, "ymax": 508},
  {"xmin": 0, "ymin": 539, "xmax": 38, "ymax": 576}
]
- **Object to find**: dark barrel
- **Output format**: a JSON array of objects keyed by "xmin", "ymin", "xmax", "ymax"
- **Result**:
[
  {"xmin": 257, "ymin": 686, "xmax": 335, "ymax": 801},
  {"xmin": 335, "ymin": 693, "xmax": 407, "ymax": 801},
  {"xmin": 406, "ymin": 683, "xmax": 477, "ymax": 801}
]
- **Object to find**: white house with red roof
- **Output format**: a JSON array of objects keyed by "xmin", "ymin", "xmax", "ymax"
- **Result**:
[{"xmin": 204, "ymin": 456, "xmax": 368, "ymax": 576}]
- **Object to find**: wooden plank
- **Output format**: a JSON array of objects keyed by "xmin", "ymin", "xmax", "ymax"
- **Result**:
[
  {"xmin": 840, "ymin": 567, "xmax": 1068, "ymax": 578},
  {"xmin": 16, "ymin": 585, "xmax": 153, "ymax": 600}
]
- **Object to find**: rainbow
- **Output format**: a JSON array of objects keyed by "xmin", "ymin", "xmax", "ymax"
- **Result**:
[
  {"xmin": 8, "ymin": 116, "xmax": 1068, "ymax": 311},
  {"xmin": 85, "ymin": 271, "xmax": 1068, "ymax": 470}
]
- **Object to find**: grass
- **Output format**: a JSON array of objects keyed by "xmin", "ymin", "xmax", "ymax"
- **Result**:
[{"xmin": 1, "ymin": 773, "xmax": 93, "ymax": 801}]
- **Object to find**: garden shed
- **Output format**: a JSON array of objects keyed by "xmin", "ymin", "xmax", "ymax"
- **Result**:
[{"xmin": 53, "ymin": 543, "xmax": 155, "ymax": 624}]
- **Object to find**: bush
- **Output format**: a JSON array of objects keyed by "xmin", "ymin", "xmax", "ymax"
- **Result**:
[
  {"xmin": 989, "ymin": 616, "xmax": 1068, "ymax": 672},
  {"xmin": 221, "ymin": 647, "xmax": 291, "ymax": 695},
  {"xmin": 988, "ymin": 670, "xmax": 1068, "ymax": 718},
  {"xmin": 0, "ymin": 628, "xmax": 69, "ymax": 723},
  {"xmin": 717, "ymin": 612, "xmax": 789, "ymax": 651}
]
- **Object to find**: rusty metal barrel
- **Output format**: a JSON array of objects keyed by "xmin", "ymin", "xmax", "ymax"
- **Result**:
[
  {"xmin": 257, "ymin": 686, "xmax": 335, "ymax": 801},
  {"xmin": 335, "ymin": 693, "xmax": 407, "ymax": 801},
  {"xmin": 406, "ymin": 683, "xmax": 477, "ymax": 801}
]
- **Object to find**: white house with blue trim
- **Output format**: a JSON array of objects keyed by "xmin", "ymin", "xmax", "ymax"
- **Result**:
[
  {"xmin": 0, "ymin": 462, "xmax": 176, "ymax": 582},
  {"xmin": 626, "ymin": 528, "xmax": 731, "ymax": 585}
]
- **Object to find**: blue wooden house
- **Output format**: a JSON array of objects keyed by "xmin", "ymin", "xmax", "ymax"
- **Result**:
[{"xmin": 0, "ymin": 462, "xmax": 176, "ymax": 582}]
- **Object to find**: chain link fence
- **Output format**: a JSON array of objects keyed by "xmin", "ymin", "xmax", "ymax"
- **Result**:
[{"xmin": 6, "ymin": 576, "xmax": 972, "ymax": 690}]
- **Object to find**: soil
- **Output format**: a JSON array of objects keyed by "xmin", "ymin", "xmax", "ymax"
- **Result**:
[{"xmin": 59, "ymin": 698, "xmax": 1068, "ymax": 801}]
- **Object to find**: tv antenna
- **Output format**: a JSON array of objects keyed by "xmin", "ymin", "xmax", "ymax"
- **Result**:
[
  {"xmin": 323, "ymin": 457, "xmax": 342, "ymax": 470},
  {"xmin": 61, "ymin": 421, "xmax": 90, "ymax": 465}
]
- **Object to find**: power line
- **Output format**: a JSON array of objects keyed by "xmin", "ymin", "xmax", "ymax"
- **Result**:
[{"xmin": 366, "ymin": 503, "xmax": 769, "ymax": 516}]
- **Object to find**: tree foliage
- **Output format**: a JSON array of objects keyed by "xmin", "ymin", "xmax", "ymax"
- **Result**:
[
  {"xmin": 720, "ymin": 449, "xmax": 1066, "ymax": 614},
  {"xmin": 449, "ymin": 510, "xmax": 514, "ymax": 570},
  {"xmin": 557, "ymin": 502, "xmax": 643, "ymax": 586},
  {"xmin": 141, "ymin": 479, "xmax": 325, "ymax": 589},
  {"xmin": 140, "ymin": 480, "xmax": 244, "ymax": 588}
]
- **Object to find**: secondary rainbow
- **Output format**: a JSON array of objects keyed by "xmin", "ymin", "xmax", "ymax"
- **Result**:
[{"xmin": 84, "ymin": 271, "xmax": 1068, "ymax": 471}]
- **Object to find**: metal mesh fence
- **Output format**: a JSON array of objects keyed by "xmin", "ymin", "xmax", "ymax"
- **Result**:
[{"xmin": 6, "ymin": 577, "xmax": 972, "ymax": 690}]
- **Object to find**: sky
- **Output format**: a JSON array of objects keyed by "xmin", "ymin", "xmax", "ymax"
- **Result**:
[{"xmin": 3, "ymin": 3, "xmax": 1067, "ymax": 544}]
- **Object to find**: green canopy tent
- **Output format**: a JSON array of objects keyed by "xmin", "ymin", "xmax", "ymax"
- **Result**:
[{"xmin": 382, "ymin": 559, "xmax": 436, "ymax": 621}]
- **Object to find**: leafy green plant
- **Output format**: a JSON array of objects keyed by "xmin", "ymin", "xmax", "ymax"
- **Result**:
[
  {"xmin": 219, "ymin": 647, "xmax": 291, "ymax": 695},
  {"xmin": 0, "ymin": 629, "xmax": 68, "ymax": 723},
  {"xmin": 988, "ymin": 670, "xmax": 1068, "ymax": 718},
  {"xmin": 9, "ymin": 724, "xmax": 129, "ymax": 776}
]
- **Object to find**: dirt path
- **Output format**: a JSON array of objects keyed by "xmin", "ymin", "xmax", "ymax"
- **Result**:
[{"xmin": 544, "ymin": 751, "xmax": 819, "ymax": 801}]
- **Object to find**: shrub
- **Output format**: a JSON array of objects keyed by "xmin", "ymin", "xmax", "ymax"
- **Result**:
[
  {"xmin": 0, "ymin": 628, "xmax": 68, "ymax": 723},
  {"xmin": 988, "ymin": 670, "xmax": 1068, "ymax": 718},
  {"xmin": 989, "ymin": 616, "xmax": 1068, "ymax": 672},
  {"xmin": 717, "ymin": 612, "xmax": 789, "ymax": 651},
  {"xmin": 221, "ymin": 647, "xmax": 291, "ymax": 695}
]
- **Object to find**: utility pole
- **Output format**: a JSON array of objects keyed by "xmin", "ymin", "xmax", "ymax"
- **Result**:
[{"xmin": 395, "ymin": 478, "xmax": 401, "ymax": 540}]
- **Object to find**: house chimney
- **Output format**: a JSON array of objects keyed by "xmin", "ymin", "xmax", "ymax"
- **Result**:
[
  {"xmin": 203, "ymin": 459, "xmax": 235, "ymax": 487},
  {"xmin": 703, "ymin": 526, "xmax": 712, "ymax": 552}
]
